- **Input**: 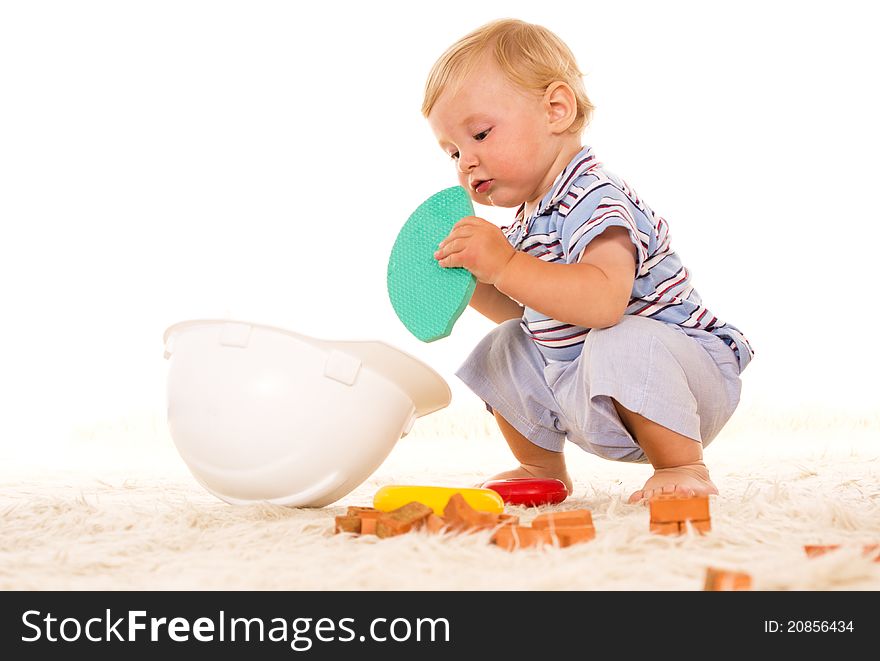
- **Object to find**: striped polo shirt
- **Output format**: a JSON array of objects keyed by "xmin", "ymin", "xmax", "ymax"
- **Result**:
[{"xmin": 503, "ymin": 146, "xmax": 753, "ymax": 372}]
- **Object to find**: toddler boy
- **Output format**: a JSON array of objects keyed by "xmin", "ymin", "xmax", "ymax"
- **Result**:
[{"xmin": 425, "ymin": 19, "xmax": 752, "ymax": 502}]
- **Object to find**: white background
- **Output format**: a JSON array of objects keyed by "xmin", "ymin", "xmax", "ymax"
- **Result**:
[{"xmin": 1, "ymin": 0, "xmax": 877, "ymax": 456}]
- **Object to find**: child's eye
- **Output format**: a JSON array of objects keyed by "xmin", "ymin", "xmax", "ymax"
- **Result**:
[{"xmin": 446, "ymin": 128, "xmax": 490, "ymax": 160}]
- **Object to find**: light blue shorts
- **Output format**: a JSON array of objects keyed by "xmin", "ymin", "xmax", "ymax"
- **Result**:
[{"xmin": 455, "ymin": 315, "xmax": 742, "ymax": 463}]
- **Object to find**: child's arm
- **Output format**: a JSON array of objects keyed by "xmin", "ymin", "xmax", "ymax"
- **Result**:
[
  {"xmin": 436, "ymin": 218, "xmax": 636, "ymax": 329},
  {"xmin": 468, "ymin": 281, "xmax": 524, "ymax": 324},
  {"xmin": 495, "ymin": 226, "xmax": 636, "ymax": 329}
]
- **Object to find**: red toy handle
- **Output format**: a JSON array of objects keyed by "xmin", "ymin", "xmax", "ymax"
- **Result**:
[{"xmin": 481, "ymin": 477, "xmax": 568, "ymax": 507}]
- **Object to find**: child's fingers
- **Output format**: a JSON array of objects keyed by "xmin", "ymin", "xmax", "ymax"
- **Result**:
[
  {"xmin": 452, "ymin": 216, "xmax": 479, "ymax": 228},
  {"xmin": 434, "ymin": 238, "xmax": 458, "ymax": 260},
  {"xmin": 436, "ymin": 246, "xmax": 464, "ymax": 268},
  {"xmin": 436, "ymin": 254, "xmax": 457, "ymax": 268},
  {"xmin": 436, "ymin": 228, "xmax": 473, "ymax": 252},
  {"xmin": 443, "ymin": 216, "xmax": 483, "ymax": 240},
  {"xmin": 435, "ymin": 235, "xmax": 470, "ymax": 264}
]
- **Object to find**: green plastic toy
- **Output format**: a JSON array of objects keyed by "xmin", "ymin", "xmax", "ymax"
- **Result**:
[{"xmin": 387, "ymin": 186, "xmax": 476, "ymax": 342}]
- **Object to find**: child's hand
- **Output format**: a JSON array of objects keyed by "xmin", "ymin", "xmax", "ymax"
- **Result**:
[{"xmin": 434, "ymin": 216, "xmax": 516, "ymax": 285}]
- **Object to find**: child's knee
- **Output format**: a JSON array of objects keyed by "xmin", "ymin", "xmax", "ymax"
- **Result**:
[{"xmin": 465, "ymin": 318, "xmax": 530, "ymax": 379}]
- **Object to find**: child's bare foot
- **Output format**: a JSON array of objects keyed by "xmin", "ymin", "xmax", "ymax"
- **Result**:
[
  {"xmin": 627, "ymin": 460, "xmax": 718, "ymax": 504},
  {"xmin": 481, "ymin": 465, "xmax": 574, "ymax": 496}
]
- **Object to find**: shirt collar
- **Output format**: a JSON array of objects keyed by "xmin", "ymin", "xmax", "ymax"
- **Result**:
[{"xmin": 513, "ymin": 145, "xmax": 599, "ymax": 230}]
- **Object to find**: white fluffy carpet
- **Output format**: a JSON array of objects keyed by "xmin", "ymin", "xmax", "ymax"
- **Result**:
[{"xmin": 2, "ymin": 402, "xmax": 879, "ymax": 590}]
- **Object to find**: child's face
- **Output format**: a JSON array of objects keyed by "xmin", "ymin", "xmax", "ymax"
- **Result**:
[{"xmin": 428, "ymin": 55, "xmax": 561, "ymax": 210}]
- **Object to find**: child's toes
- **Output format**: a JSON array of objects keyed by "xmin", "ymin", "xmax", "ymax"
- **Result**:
[
  {"xmin": 627, "ymin": 489, "xmax": 645, "ymax": 504},
  {"xmin": 644, "ymin": 487, "xmax": 664, "ymax": 501},
  {"xmin": 673, "ymin": 484, "xmax": 696, "ymax": 498}
]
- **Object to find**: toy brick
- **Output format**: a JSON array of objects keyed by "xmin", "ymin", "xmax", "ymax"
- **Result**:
[
  {"xmin": 491, "ymin": 526, "xmax": 554, "ymax": 551},
  {"xmin": 442, "ymin": 492, "xmax": 476, "ymax": 520},
  {"xmin": 649, "ymin": 494, "xmax": 710, "ymax": 523},
  {"xmin": 532, "ymin": 509, "xmax": 593, "ymax": 530},
  {"xmin": 360, "ymin": 516, "xmax": 380, "ymax": 535},
  {"xmin": 375, "ymin": 501, "xmax": 433, "ymax": 538},
  {"xmin": 425, "ymin": 514, "xmax": 447, "ymax": 534},
  {"xmin": 552, "ymin": 526, "xmax": 596, "ymax": 547},
  {"xmin": 346, "ymin": 507, "xmax": 382, "ymax": 535},
  {"xmin": 334, "ymin": 516, "xmax": 361, "ymax": 534},
  {"xmin": 650, "ymin": 521, "xmax": 682, "ymax": 535},
  {"xmin": 804, "ymin": 544, "xmax": 880, "ymax": 561},
  {"xmin": 443, "ymin": 493, "xmax": 500, "ymax": 532},
  {"xmin": 347, "ymin": 506, "xmax": 381, "ymax": 517},
  {"xmin": 498, "ymin": 514, "xmax": 520, "ymax": 527},
  {"xmin": 704, "ymin": 567, "xmax": 752, "ymax": 591},
  {"xmin": 376, "ymin": 518, "xmax": 407, "ymax": 538},
  {"xmin": 804, "ymin": 545, "xmax": 840, "ymax": 557}
]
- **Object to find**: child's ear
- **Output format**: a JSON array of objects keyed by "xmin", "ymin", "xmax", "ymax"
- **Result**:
[{"xmin": 544, "ymin": 82, "xmax": 577, "ymax": 134}]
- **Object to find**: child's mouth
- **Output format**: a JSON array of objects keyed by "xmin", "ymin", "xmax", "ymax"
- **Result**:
[{"xmin": 474, "ymin": 179, "xmax": 493, "ymax": 194}]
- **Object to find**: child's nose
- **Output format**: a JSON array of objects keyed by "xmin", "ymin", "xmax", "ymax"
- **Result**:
[{"xmin": 456, "ymin": 150, "xmax": 478, "ymax": 173}]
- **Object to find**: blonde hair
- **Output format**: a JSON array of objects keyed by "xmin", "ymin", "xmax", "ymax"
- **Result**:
[{"xmin": 422, "ymin": 19, "xmax": 593, "ymax": 133}]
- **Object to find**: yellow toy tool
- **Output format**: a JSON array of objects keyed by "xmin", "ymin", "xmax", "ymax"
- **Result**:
[{"xmin": 373, "ymin": 485, "xmax": 504, "ymax": 516}]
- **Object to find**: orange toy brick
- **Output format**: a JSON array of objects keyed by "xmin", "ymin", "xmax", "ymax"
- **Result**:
[
  {"xmin": 425, "ymin": 514, "xmax": 447, "ymax": 534},
  {"xmin": 444, "ymin": 493, "xmax": 502, "ymax": 532},
  {"xmin": 334, "ymin": 515, "xmax": 361, "ymax": 534},
  {"xmin": 552, "ymin": 526, "xmax": 596, "ymax": 547},
  {"xmin": 346, "ymin": 505, "xmax": 382, "ymax": 519},
  {"xmin": 498, "ymin": 514, "xmax": 520, "ymax": 527},
  {"xmin": 804, "ymin": 544, "xmax": 840, "ymax": 557},
  {"xmin": 704, "ymin": 567, "xmax": 752, "ymax": 591},
  {"xmin": 492, "ymin": 526, "xmax": 555, "ymax": 551},
  {"xmin": 360, "ymin": 511, "xmax": 382, "ymax": 535},
  {"xmin": 530, "ymin": 510, "xmax": 595, "ymax": 547},
  {"xmin": 649, "ymin": 494, "xmax": 710, "ymax": 523},
  {"xmin": 650, "ymin": 518, "xmax": 711, "ymax": 536},
  {"xmin": 532, "ymin": 509, "xmax": 593, "ymax": 530},
  {"xmin": 649, "ymin": 521, "xmax": 681, "ymax": 535},
  {"xmin": 376, "ymin": 502, "xmax": 433, "ymax": 538},
  {"xmin": 804, "ymin": 544, "xmax": 880, "ymax": 561},
  {"xmin": 347, "ymin": 506, "xmax": 380, "ymax": 516},
  {"xmin": 342, "ymin": 506, "xmax": 383, "ymax": 535},
  {"xmin": 335, "ymin": 506, "xmax": 390, "ymax": 535}
]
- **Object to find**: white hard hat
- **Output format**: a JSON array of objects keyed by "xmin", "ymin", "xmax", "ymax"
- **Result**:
[{"xmin": 163, "ymin": 320, "xmax": 450, "ymax": 507}]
